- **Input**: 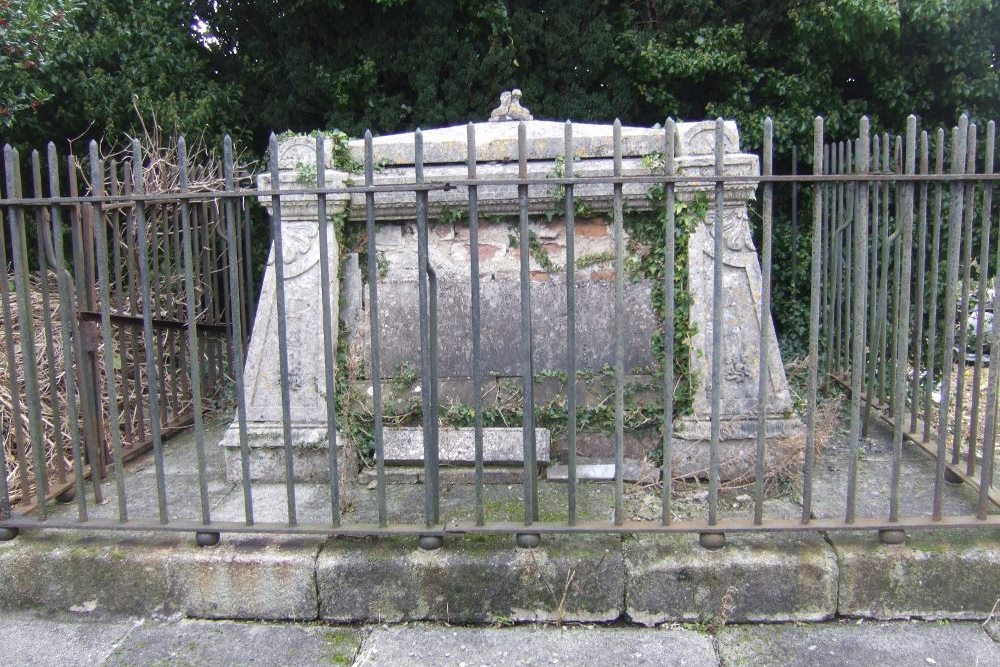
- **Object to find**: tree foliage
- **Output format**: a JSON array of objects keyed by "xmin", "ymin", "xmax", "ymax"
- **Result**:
[
  {"xmin": 0, "ymin": 0, "xmax": 78, "ymax": 128},
  {"xmin": 2, "ymin": 0, "xmax": 998, "ymax": 158}
]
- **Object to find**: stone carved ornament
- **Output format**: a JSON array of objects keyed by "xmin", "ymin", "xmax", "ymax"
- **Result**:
[{"xmin": 489, "ymin": 89, "xmax": 533, "ymax": 122}]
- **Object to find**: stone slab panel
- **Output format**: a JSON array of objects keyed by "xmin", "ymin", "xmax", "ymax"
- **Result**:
[
  {"xmin": 362, "ymin": 277, "xmax": 658, "ymax": 377},
  {"xmin": 357, "ymin": 625, "xmax": 718, "ymax": 667},
  {"xmin": 359, "ymin": 465, "xmax": 528, "ymax": 485},
  {"xmin": 383, "ymin": 427, "xmax": 550, "ymax": 464},
  {"xmin": 832, "ymin": 528, "xmax": 1000, "ymax": 620},
  {"xmin": 625, "ymin": 532, "xmax": 838, "ymax": 625},
  {"xmin": 317, "ymin": 534, "xmax": 624, "ymax": 624},
  {"xmin": 717, "ymin": 620, "xmax": 1000, "ymax": 667}
]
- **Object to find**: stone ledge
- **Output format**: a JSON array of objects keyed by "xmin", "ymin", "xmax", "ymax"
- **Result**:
[
  {"xmin": 831, "ymin": 528, "xmax": 1000, "ymax": 620},
  {"xmin": 0, "ymin": 530, "xmax": 322, "ymax": 621},
  {"xmin": 2, "ymin": 526, "xmax": 998, "ymax": 625},
  {"xmin": 624, "ymin": 532, "xmax": 839, "ymax": 625},
  {"xmin": 316, "ymin": 534, "xmax": 624, "ymax": 624}
]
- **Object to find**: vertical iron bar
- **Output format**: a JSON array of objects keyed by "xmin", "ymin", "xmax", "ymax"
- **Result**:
[
  {"xmin": 563, "ymin": 121, "xmax": 576, "ymax": 526},
  {"xmin": 968, "ymin": 122, "xmax": 995, "ymax": 475},
  {"xmin": 934, "ymin": 117, "xmax": 969, "ymax": 520},
  {"xmin": 708, "ymin": 119, "xmax": 725, "ymax": 526},
  {"xmin": 844, "ymin": 118, "xmax": 870, "ymax": 525},
  {"xmin": 754, "ymin": 121, "xmax": 778, "ymax": 512},
  {"xmin": 952, "ymin": 124, "xmax": 978, "ymax": 464},
  {"xmin": 843, "ymin": 140, "xmax": 854, "ymax": 374},
  {"xmin": 863, "ymin": 136, "xmax": 881, "ymax": 435},
  {"xmin": 267, "ymin": 134, "xmax": 297, "ymax": 525},
  {"xmin": 469, "ymin": 122, "xmax": 485, "ymax": 527},
  {"xmin": 877, "ymin": 135, "xmax": 892, "ymax": 403},
  {"xmin": 822, "ymin": 144, "xmax": 832, "ymax": 379},
  {"xmin": 910, "ymin": 130, "xmax": 930, "ymax": 434},
  {"xmin": 31, "ymin": 151, "xmax": 67, "ymax": 486},
  {"xmin": 662, "ymin": 119, "xmax": 676, "ymax": 525},
  {"xmin": 6, "ymin": 146, "xmax": 48, "ymax": 515},
  {"xmin": 88, "ymin": 142, "xmax": 128, "ymax": 522},
  {"xmin": 48, "ymin": 144, "xmax": 87, "ymax": 520},
  {"xmin": 612, "ymin": 119, "xmax": 625, "ymax": 526},
  {"xmin": 889, "ymin": 117, "xmax": 916, "ymax": 522},
  {"xmin": 132, "ymin": 140, "xmax": 168, "ymax": 522},
  {"xmin": 177, "ymin": 138, "xmax": 210, "ymax": 525},
  {"xmin": 415, "ymin": 129, "xmax": 438, "ymax": 528},
  {"xmin": 888, "ymin": 137, "xmax": 903, "ymax": 415},
  {"xmin": 831, "ymin": 143, "xmax": 843, "ymax": 374},
  {"xmin": 791, "ymin": 144, "xmax": 798, "ymax": 289},
  {"xmin": 978, "ymin": 127, "xmax": 999, "ymax": 520},
  {"xmin": 0, "ymin": 152, "xmax": 31, "ymax": 506},
  {"xmin": 223, "ymin": 137, "xmax": 254, "ymax": 525},
  {"xmin": 924, "ymin": 130, "xmax": 946, "ymax": 443},
  {"xmin": 802, "ymin": 116, "xmax": 823, "ymax": 524},
  {"xmin": 517, "ymin": 121, "xmax": 538, "ymax": 525},
  {"xmin": 69, "ymin": 163, "xmax": 104, "ymax": 504},
  {"xmin": 754, "ymin": 118, "xmax": 773, "ymax": 525},
  {"xmin": 320, "ymin": 135, "xmax": 341, "ymax": 527}
]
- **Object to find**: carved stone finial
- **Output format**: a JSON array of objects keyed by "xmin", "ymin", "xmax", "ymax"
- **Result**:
[{"xmin": 489, "ymin": 89, "xmax": 533, "ymax": 122}]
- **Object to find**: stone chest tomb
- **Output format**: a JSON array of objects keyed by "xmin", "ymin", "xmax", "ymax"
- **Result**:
[{"xmin": 221, "ymin": 99, "xmax": 804, "ymax": 484}]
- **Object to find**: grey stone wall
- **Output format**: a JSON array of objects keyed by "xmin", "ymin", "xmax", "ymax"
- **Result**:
[{"xmin": 344, "ymin": 216, "xmax": 658, "ymax": 379}]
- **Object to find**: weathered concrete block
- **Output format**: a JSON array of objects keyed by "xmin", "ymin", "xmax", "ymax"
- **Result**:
[
  {"xmin": 383, "ymin": 427, "xmax": 550, "ymax": 465},
  {"xmin": 0, "ymin": 531, "xmax": 176, "ymax": 616},
  {"xmin": 169, "ymin": 537, "xmax": 323, "ymax": 620},
  {"xmin": 0, "ymin": 531, "xmax": 323, "ymax": 621},
  {"xmin": 624, "ymin": 532, "xmax": 838, "ymax": 625},
  {"xmin": 317, "ymin": 534, "xmax": 624, "ymax": 623},
  {"xmin": 833, "ymin": 528, "xmax": 1000, "ymax": 620}
]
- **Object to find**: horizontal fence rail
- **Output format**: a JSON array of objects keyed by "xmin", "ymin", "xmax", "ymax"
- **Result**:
[{"xmin": 0, "ymin": 112, "xmax": 998, "ymax": 552}]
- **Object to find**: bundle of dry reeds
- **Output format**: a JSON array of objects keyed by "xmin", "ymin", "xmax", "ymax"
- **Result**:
[{"xmin": 1, "ymin": 272, "xmax": 74, "ymax": 505}]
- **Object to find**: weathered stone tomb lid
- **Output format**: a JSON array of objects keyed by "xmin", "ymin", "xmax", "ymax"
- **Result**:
[
  {"xmin": 341, "ymin": 118, "xmax": 741, "ymax": 168},
  {"xmin": 276, "ymin": 91, "xmax": 743, "ymax": 171}
]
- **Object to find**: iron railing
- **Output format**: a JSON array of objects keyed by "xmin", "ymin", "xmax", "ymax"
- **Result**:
[{"xmin": 0, "ymin": 113, "xmax": 998, "ymax": 551}]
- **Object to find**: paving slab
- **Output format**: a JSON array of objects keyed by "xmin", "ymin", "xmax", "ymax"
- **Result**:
[
  {"xmin": 355, "ymin": 625, "xmax": 719, "ymax": 667},
  {"xmin": 717, "ymin": 620, "xmax": 1000, "ymax": 666},
  {"xmin": 808, "ymin": 417, "xmax": 980, "ymax": 521},
  {"xmin": 0, "ymin": 610, "xmax": 141, "ymax": 667},
  {"xmin": 104, "ymin": 618, "xmax": 363, "ymax": 667}
]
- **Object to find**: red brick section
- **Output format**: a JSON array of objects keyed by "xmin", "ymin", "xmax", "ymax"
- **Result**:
[
  {"xmin": 530, "ymin": 270, "xmax": 551, "ymax": 282},
  {"xmin": 576, "ymin": 219, "xmax": 609, "ymax": 238},
  {"xmin": 477, "ymin": 244, "xmax": 498, "ymax": 261},
  {"xmin": 590, "ymin": 268, "xmax": 615, "ymax": 281}
]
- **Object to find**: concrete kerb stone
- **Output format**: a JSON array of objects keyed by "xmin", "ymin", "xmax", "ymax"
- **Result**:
[
  {"xmin": 316, "ymin": 533, "xmax": 625, "ymax": 624},
  {"xmin": 3, "ymin": 525, "xmax": 1000, "ymax": 625},
  {"xmin": 0, "ymin": 530, "xmax": 323, "ymax": 621},
  {"xmin": 624, "ymin": 531, "xmax": 839, "ymax": 625},
  {"xmin": 830, "ymin": 527, "xmax": 1000, "ymax": 620}
]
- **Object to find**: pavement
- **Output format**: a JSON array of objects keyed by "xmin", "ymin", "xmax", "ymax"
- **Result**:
[{"xmin": 5, "ymin": 610, "xmax": 1000, "ymax": 666}]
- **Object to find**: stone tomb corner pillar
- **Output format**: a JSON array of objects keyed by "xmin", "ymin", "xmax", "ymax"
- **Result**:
[
  {"xmin": 220, "ymin": 135, "xmax": 349, "ymax": 482},
  {"xmin": 671, "ymin": 121, "xmax": 806, "ymax": 481}
]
